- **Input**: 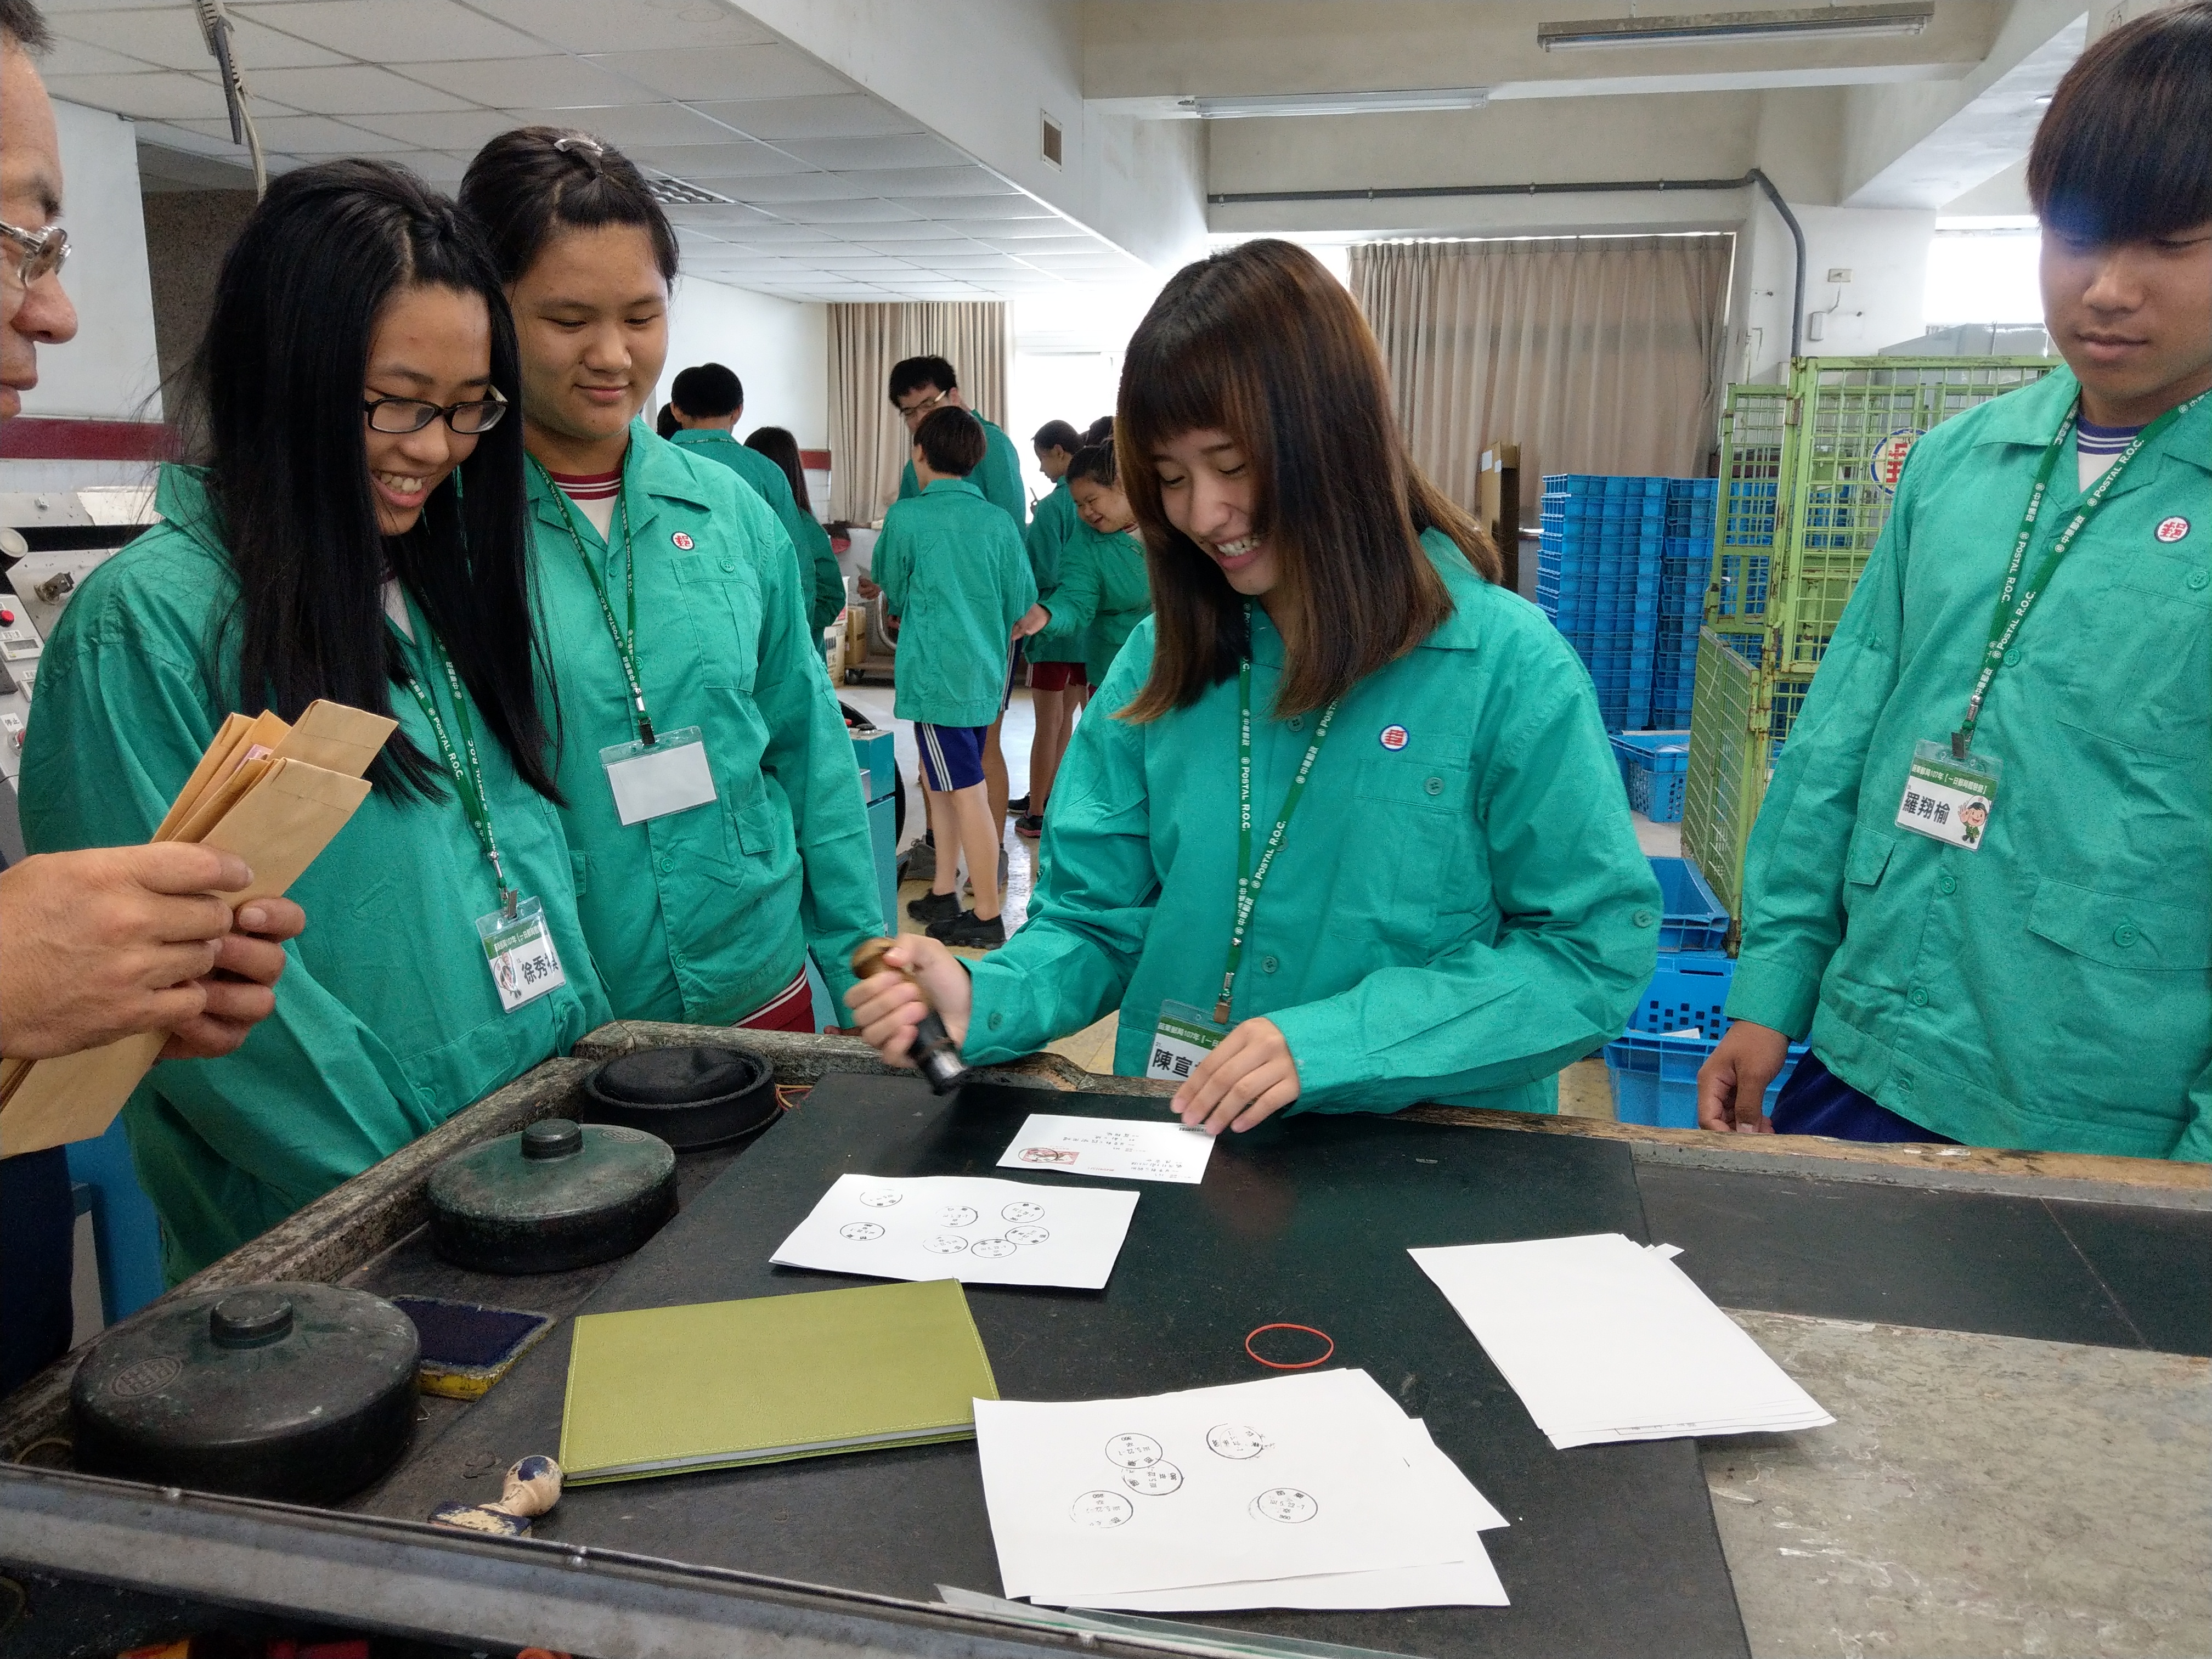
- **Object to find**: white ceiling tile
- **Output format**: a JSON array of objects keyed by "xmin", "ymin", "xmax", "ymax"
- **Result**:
[
  {"xmin": 228, "ymin": 0, "xmax": 545, "ymax": 61},
  {"xmin": 403, "ymin": 55, "xmax": 649, "ymax": 107},
  {"xmin": 695, "ymin": 95, "xmax": 922, "ymax": 140},
  {"xmin": 37, "ymin": 0, "xmax": 180, "ymax": 10},
  {"xmin": 715, "ymin": 171, "xmax": 863, "ymax": 204},
  {"xmin": 51, "ymin": 7, "xmax": 348, "ymax": 69},
  {"xmin": 582, "ymin": 44, "xmax": 850, "ymax": 104},
  {"xmin": 466, "ymin": 0, "xmax": 778, "ymax": 54},
  {"xmin": 774, "ymin": 199, "xmax": 924, "ymax": 225},
  {"xmin": 699, "ymin": 223, "xmax": 845, "ymax": 247},
  {"xmin": 899, "ymin": 193, "xmax": 1056, "ymax": 221},
  {"xmin": 776, "ymin": 134, "xmax": 967, "ymax": 171},
  {"xmin": 499, "ymin": 103, "xmax": 739, "ymax": 148},
  {"xmin": 244, "ymin": 65, "xmax": 474, "ymax": 114},
  {"xmin": 839, "ymin": 166, "xmax": 1017, "ymax": 198},
  {"xmin": 36, "ymin": 37, "xmax": 163, "ymax": 76},
  {"xmin": 171, "ymin": 113, "xmax": 419, "ymax": 153},
  {"xmin": 624, "ymin": 142, "xmax": 810, "ymax": 178},
  {"xmin": 40, "ymin": 70, "xmax": 281, "ymax": 122},
  {"xmin": 968, "ymin": 222, "xmax": 1094, "ymax": 242},
  {"xmin": 397, "ymin": 150, "xmax": 477, "ymax": 183},
  {"xmin": 854, "ymin": 242, "xmax": 1003, "ymax": 259},
  {"xmin": 345, "ymin": 109, "xmax": 523, "ymax": 150},
  {"xmin": 661, "ymin": 201, "xmax": 786, "ymax": 230}
]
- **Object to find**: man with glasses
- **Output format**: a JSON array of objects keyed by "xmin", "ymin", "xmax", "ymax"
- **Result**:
[{"xmin": 1, "ymin": 0, "xmax": 303, "ymax": 1391}]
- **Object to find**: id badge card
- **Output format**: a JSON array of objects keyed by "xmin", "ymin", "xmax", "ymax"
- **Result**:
[
  {"xmin": 1147, "ymin": 1000, "xmax": 1226, "ymax": 1083},
  {"xmin": 476, "ymin": 896, "xmax": 567, "ymax": 1012},
  {"xmin": 602, "ymin": 726, "xmax": 716, "ymax": 826},
  {"xmin": 1896, "ymin": 738, "xmax": 2000, "ymax": 850}
]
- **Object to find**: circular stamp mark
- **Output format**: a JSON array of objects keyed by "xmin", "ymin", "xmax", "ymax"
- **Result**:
[
  {"xmin": 1071, "ymin": 1490, "xmax": 1135, "ymax": 1528},
  {"xmin": 1001, "ymin": 1200, "xmax": 1046, "ymax": 1223},
  {"xmin": 970, "ymin": 1238, "xmax": 1017, "ymax": 1260},
  {"xmin": 1206, "ymin": 1423, "xmax": 1272, "ymax": 1460},
  {"xmin": 1250, "ymin": 1487, "xmax": 1318, "ymax": 1524},
  {"xmin": 922, "ymin": 1234, "xmax": 970, "ymax": 1254},
  {"xmin": 1105, "ymin": 1433, "xmax": 1163, "ymax": 1470},
  {"xmin": 838, "ymin": 1221, "xmax": 885, "ymax": 1242},
  {"xmin": 1005, "ymin": 1224, "xmax": 1051, "ymax": 1246},
  {"xmin": 936, "ymin": 1205, "xmax": 979, "ymax": 1228},
  {"xmin": 859, "ymin": 1190, "xmax": 904, "ymax": 1208},
  {"xmin": 1122, "ymin": 1460, "xmax": 1183, "ymax": 1497}
]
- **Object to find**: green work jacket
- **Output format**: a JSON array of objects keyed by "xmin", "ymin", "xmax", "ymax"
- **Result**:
[
  {"xmin": 528, "ymin": 425, "xmax": 882, "ymax": 1020},
  {"xmin": 964, "ymin": 532, "xmax": 1661, "ymax": 1113},
  {"xmin": 1025, "ymin": 477, "xmax": 1079, "ymax": 595},
  {"xmin": 1032, "ymin": 519, "xmax": 1153, "ymax": 689},
  {"xmin": 19, "ymin": 466, "xmax": 611, "ymax": 1281},
  {"xmin": 871, "ymin": 477, "xmax": 1037, "ymax": 729},
  {"xmin": 899, "ymin": 415, "xmax": 1028, "ymax": 530},
  {"xmin": 1726, "ymin": 366, "xmax": 2211, "ymax": 1160},
  {"xmin": 666, "ymin": 428, "xmax": 844, "ymax": 633}
]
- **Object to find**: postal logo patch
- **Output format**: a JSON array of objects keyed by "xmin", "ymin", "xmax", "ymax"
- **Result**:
[
  {"xmin": 2155, "ymin": 516, "xmax": 2190, "ymax": 544},
  {"xmin": 1379, "ymin": 725, "xmax": 1408, "ymax": 751},
  {"xmin": 671, "ymin": 531, "xmax": 695, "ymax": 550},
  {"xmin": 1869, "ymin": 427, "xmax": 1921, "ymax": 495}
]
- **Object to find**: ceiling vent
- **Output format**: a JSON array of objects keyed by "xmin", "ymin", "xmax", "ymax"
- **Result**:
[
  {"xmin": 1041, "ymin": 114, "xmax": 1064, "ymax": 169},
  {"xmin": 646, "ymin": 175, "xmax": 735, "ymax": 206}
]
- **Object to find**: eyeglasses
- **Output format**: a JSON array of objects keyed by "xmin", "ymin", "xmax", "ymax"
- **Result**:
[
  {"xmin": 1, "ymin": 221, "xmax": 70, "ymax": 290},
  {"xmin": 362, "ymin": 386, "xmax": 509, "ymax": 435},
  {"xmin": 894, "ymin": 387, "xmax": 951, "ymax": 424}
]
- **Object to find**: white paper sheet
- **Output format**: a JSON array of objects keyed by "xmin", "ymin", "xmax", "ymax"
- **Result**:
[
  {"xmin": 976, "ymin": 1369, "xmax": 1508, "ymax": 1611},
  {"xmin": 997, "ymin": 1113, "xmax": 1215, "ymax": 1184},
  {"xmin": 771, "ymin": 1175, "xmax": 1138, "ymax": 1290},
  {"xmin": 1410, "ymin": 1233, "xmax": 1835, "ymax": 1450}
]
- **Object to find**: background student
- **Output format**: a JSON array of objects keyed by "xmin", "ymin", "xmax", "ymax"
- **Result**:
[
  {"xmin": 0, "ymin": 0, "xmax": 304, "ymax": 1389},
  {"xmin": 890, "ymin": 356, "xmax": 1026, "ymax": 837},
  {"xmin": 664, "ymin": 361, "xmax": 843, "ymax": 636},
  {"xmin": 1699, "ymin": 2, "xmax": 2212, "ymax": 1160},
  {"xmin": 871, "ymin": 407, "xmax": 1043, "ymax": 948},
  {"xmin": 1029, "ymin": 439, "xmax": 1155, "ymax": 707},
  {"xmin": 21, "ymin": 159, "xmax": 611, "ymax": 1282},
  {"xmin": 461, "ymin": 128, "xmax": 882, "ymax": 1034},
  {"xmin": 1019, "ymin": 418, "xmax": 1087, "ymax": 838},
  {"xmin": 849, "ymin": 240, "xmax": 1659, "ymax": 1132},
  {"xmin": 746, "ymin": 422, "xmax": 847, "ymax": 645}
]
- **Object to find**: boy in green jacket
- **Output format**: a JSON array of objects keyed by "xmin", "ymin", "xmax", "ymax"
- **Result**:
[
  {"xmin": 873, "ymin": 408, "xmax": 1045, "ymax": 947},
  {"xmin": 1699, "ymin": 2, "xmax": 2212, "ymax": 1159}
]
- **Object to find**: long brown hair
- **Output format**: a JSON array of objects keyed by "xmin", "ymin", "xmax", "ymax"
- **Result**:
[{"xmin": 1118, "ymin": 239, "xmax": 1494, "ymax": 723}]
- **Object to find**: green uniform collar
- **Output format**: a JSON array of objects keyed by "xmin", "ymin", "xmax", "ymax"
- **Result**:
[
  {"xmin": 151, "ymin": 464, "xmax": 223, "ymax": 557},
  {"xmin": 667, "ymin": 427, "xmax": 740, "ymax": 450},
  {"xmin": 1967, "ymin": 364, "xmax": 2212, "ymax": 476},
  {"xmin": 526, "ymin": 419, "xmax": 719, "ymax": 540},
  {"xmin": 919, "ymin": 476, "xmax": 985, "ymax": 500},
  {"xmin": 1245, "ymin": 531, "xmax": 1489, "ymax": 668}
]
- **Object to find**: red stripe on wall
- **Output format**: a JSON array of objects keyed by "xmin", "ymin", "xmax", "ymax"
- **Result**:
[
  {"xmin": 0, "ymin": 419, "xmax": 179, "ymax": 462},
  {"xmin": 800, "ymin": 450, "xmax": 830, "ymax": 471}
]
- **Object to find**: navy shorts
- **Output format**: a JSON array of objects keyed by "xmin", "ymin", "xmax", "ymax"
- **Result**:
[
  {"xmin": 918, "ymin": 723, "xmax": 988, "ymax": 791},
  {"xmin": 1770, "ymin": 1052, "xmax": 1957, "ymax": 1144}
]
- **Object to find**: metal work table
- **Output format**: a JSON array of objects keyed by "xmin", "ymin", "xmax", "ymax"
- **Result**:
[{"xmin": 4, "ymin": 1025, "xmax": 2207, "ymax": 1659}]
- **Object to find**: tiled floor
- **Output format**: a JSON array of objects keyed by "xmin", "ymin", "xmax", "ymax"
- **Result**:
[{"xmin": 845, "ymin": 679, "xmax": 1629, "ymax": 1114}]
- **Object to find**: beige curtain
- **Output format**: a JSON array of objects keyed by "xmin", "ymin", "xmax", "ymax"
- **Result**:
[
  {"xmin": 827, "ymin": 301, "xmax": 1012, "ymax": 523},
  {"xmin": 1351, "ymin": 235, "xmax": 1733, "ymax": 522}
]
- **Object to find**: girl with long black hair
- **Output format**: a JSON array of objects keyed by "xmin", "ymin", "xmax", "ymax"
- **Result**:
[{"xmin": 21, "ymin": 160, "xmax": 610, "ymax": 1280}]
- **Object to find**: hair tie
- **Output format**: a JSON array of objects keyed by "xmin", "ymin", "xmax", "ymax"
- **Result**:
[
  {"xmin": 553, "ymin": 133, "xmax": 604, "ymax": 159},
  {"xmin": 1245, "ymin": 1323, "xmax": 1334, "ymax": 1370}
]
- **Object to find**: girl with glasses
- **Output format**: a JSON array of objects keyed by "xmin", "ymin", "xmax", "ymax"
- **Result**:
[
  {"xmin": 460, "ymin": 128, "xmax": 881, "ymax": 1037},
  {"xmin": 849, "ymin": 240, "xmax": 1662, "ymax": 1135},
  {"xmin": 19, "ymin": 160, "xmax": 610, "ymax": 1280}
]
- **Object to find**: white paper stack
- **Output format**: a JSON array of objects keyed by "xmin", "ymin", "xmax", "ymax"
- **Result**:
[
  {"xmin": 973, "ymin": 1369, "xmax": 1509, "ymax": 1612},
  {"xmin": 771, "ymin": 1174, "xmax": 1139, "ymax": 1291},
  {"xmin": 1410, "ymin": 1233, "xmax": 1835, "ymax": 1449}
]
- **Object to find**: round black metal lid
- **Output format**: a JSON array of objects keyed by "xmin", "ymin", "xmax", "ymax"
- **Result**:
[
  {"xmin": 70, "ymin": 1283, "xmax": 419, "ymax": 1484},
  {"xmin": 579, "ymin": 1045, "xmax": 779, "ymax": 1151},
  {"xmin": 427, "ymin": 1119, "xmax": 676, "ymax": 1230}
]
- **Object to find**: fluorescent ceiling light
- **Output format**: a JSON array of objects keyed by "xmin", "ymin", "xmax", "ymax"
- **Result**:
[
  {"xmin": 1178, "ymin": 88, "xmax": 1491, "ymax": 119},
  {"xmin": 1538, "ymin": 4, "xmax": 1934, "ymax": 50}
]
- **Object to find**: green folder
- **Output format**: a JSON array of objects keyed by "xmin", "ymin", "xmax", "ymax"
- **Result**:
[{"xmin": 558, "ymin": 1278, "xmax": 1001, "ymax": 1485}]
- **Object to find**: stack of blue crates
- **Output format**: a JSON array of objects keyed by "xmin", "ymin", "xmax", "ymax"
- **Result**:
[
  {"xmin": 1654, "ymin": 478, "xmax": 1716, "ymax": 728},
  {"xmin": 1536, "ymin": 475, "xmax": 1664, "ymax": 730}
]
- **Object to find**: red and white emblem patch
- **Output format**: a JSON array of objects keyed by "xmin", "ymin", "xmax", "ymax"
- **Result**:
[
  {"xmin": 1379, "ymin": 725, "xmax": 1408, "ymax": 751},
  {"xmin": 671, "ymin": 531, "xmax": 695, "ymax": 550},
  {"xmin": 2155, "ymin": 516, "xmax": 2190, "ymax": 544}
]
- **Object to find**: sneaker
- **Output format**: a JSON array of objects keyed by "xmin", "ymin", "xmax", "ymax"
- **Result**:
[
  {"xmin": 906, "ymin": 889, "xmax": 962, "ymax": 923},
  {"xmin": 900, "ymin": 840, "xmax": 936, "ymax": 883},
  {"xmin": 1014, "ymin": 813, "xmax": 1044, "ymax": 839},
  {"xmin": 1007, "ymin": 793, "xmax": 1030, "ymax": 815},
  {"xmin": 928, "ymin": 909, "xmax": 1007, "ymax": 949}
]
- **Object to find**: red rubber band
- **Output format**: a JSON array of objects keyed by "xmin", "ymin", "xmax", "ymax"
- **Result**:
[{"xmin": 1245, "ymin": 1323, "xmax": 1335, "ymax": 1370}]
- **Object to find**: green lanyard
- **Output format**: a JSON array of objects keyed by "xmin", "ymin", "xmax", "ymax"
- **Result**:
[
  {"xmin": 1215, "ymin": 640, "xmax": 1339, "ymax": 1024},
  {"xmin": 534, "ymin": 458, "xmax": 656, "ymax": 746},
  {"xmin": 1953, "ymin": 392, "xmax": 2199, "ymax": 758},
  {"xmin": 399, "ymin": 627, "xmax": 515, "ymax": 917}
]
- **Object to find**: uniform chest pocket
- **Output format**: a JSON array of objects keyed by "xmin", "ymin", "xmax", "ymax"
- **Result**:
[
  {"xmin": 2058, "ymin": 555, "xmax": 2211, "ymax": 760},
  {"xmin": 1324, "ymin": 753, "xmax": 1479, "ymax": 939},
  {"xmin": 674, "ymin": 550, "xmax": 765, "ymax": 693}
]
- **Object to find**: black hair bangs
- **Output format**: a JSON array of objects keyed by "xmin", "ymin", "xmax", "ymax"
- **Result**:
[{"xmin": 2030, "ymin": 2, "xmax": 2212, "ymax": 244}]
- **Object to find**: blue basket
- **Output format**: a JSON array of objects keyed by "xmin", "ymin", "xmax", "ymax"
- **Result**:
[
  {"xmin": 1648, "ymin": 855, "xmax": 1729, "ymax": 950},
  {"xmin": 1602, "ymin": 955, "xmax": 1807, "ymax": 1128},
  {"xmin": 1613, "ymin": 730, "xmax": 1690, "ymax": 822}
]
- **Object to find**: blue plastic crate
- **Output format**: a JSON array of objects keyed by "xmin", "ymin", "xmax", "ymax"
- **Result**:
[
  {"xmin": 1612, "ymin": 730, "xmax": 1690, "ymax": 822},
  {"xmin": 1602, "ymin": 953, "xmax": 1808, "ymax": 1128},
  {"xmin": 1648, "ymin": 855, "xmax": 1729, "ymax": 950}
]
